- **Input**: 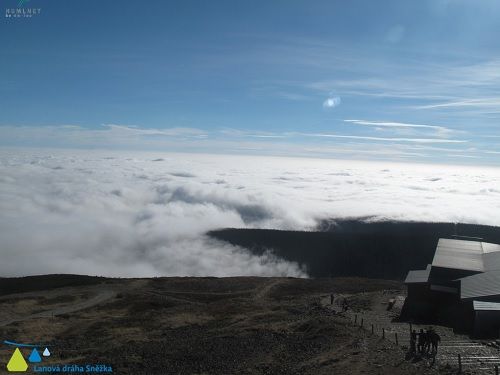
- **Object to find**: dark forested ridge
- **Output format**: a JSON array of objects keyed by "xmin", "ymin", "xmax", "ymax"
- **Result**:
[
  {"xmin": 0, "ymin": 274, "xmax": 105, "ymax": 296},
  {"xmin": 209, "ymin": 221, "xmax": 500, "ymax": 280}
]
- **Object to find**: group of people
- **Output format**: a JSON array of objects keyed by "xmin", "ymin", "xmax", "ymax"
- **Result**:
[{"xmin": 410, "ymin": 328, "xmax": 441, "ymax": 355}]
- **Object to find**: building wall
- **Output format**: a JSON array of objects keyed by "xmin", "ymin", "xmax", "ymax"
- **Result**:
[
  {"xmin": 429, "ymin": 267, "xmax": 479, "ymax": 284},
  {"xmin": 402, "ymin": 284, "xmax": 434, "ymax": 321},
  {"xmin": 403, "ymin": 284, "xmax": 473, "ymax": 332},
  {"xmin": 474, "ymin": 311, "xmax": 500, "ymax": 338}
]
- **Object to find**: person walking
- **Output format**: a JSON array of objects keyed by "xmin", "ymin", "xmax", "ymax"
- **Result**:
[
  {"xmin": 342, "ymin": 298, "xmax": 349, "ymax": 312},
  {"xmin": 417, "ymin": 329, "xmax": 425, "ymax": 353},
  {"xmin": 424, "ymin": 328, "xmax": 432, "ymax": 354},
  {"xmin": 410, "ymin": 330, "xmax": 417, "ymax": 354},
  {"xmin": 330, "ymin": 293, "xmax": 334, "ymax": 305},
  {"xmin": 429, "ymin": 329, "xmax": 441, "ymax": 354}
]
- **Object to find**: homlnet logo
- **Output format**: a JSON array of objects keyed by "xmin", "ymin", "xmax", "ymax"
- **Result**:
[{"xmin": 5, "ymin": 0, "xmax": 42, "ymax": 19}]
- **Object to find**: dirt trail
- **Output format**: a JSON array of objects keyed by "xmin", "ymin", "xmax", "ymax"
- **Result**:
[
  {"xmin": 0, "ymin": 289, "xmax": 116, "ymax": 327},
  {"xmin": 253, "ymin": 278, "xmax": 283, "ymax": 301}
]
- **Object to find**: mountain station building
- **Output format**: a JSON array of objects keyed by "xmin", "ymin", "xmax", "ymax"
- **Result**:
[{"xmin": 403, "ymin": 238, "xmax": 500, "ymax": 337}]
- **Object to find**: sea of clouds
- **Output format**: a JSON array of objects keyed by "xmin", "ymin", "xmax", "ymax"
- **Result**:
[{"xmin": 1, "ymin": 148, "xmax": 500, "ymax": 277}]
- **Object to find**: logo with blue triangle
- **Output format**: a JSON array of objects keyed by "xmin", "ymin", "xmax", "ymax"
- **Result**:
[
  {"xmin": 28, "ymin": 348, "xmax": 41, "ymax": 363},
  {"xmin": 4, "ymin": 340, "xmax": 52, "ymax": 372}
]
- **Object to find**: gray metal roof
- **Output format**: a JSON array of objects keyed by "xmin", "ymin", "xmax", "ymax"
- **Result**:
[
  {"xmin": 473, "ymin": 300, "xmax": 500, "ymax": 311},
  {"xmin": 405, "ymin": 266, "xmax": 431, "ymax": 284},
  {"xmin": 432, "ymin": 238, "xmax": 500, "ymax": 272},
  {"xmin": 484, "ymin": 252, "xmax": 500, "ymax": 271},
  {"xmin": 483, "ymin": 242, "xmax": 500, "ymax": 254},
  {"xmin": 460, "ymin": 270, "xmax": 500, "ymax": 299},
  {"xmin": 433, "ymin": 239, "xmax": 484, "ymax": 271}
]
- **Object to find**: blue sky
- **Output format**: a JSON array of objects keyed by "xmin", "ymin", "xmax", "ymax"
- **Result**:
[{"xmin": 1, "ymin": 0, "xmax": 500, "ymax": 165}]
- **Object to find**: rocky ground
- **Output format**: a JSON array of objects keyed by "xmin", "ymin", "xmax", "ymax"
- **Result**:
[
  {"xmin": 324, "ymin": 290, "xmax": 500, "ymax": 374},
  {"xmin": 0, "ymin": 275, "xmax": 467, "ymax": 374}
]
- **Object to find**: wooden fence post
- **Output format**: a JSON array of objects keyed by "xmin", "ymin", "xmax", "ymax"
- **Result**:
[
  {"xmin": 395, "ymin": 332, "xmax": 399, "ymax": 345},
  {"xmin": 458, "ymin": 354, "xmax": 462, "ymax": 374},
  {"xmin": 355, "ymin": 314, "xmax": 357, "ymax": 324},
  {"xmin": 361, "ymin": 318, "xmax": 364, "ymax": 328},
  {"xmin": 495, "ymin": 364, "xmax": 498, "ymax": 375},
  {"xmin": 382, "ymin": 328, "xmax": 385, "ymax": 339},
  {"xmin": 371, "ymin": 324, "xmax": 374, "ymax": 334}
]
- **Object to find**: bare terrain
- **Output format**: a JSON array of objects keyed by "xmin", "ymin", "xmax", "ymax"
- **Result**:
[{"xmin": 0, "ymin": 275, "xmax": 463, "ymax": 375}]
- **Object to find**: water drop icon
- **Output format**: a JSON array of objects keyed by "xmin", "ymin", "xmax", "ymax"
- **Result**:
[
  {"xmin": 43, "ymin": 347, "xmax": 51, "ymax": 357},
  {"xmin": 28, "ymin": 348, "xmax": 42, "ymax": 363}
]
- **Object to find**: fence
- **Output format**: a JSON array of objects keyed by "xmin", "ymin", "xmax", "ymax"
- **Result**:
[{"xmin": 348, "ymin": 311, "xmax": 500, "ymax": 374}]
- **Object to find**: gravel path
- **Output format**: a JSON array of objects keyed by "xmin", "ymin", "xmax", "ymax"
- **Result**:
[{"xmin": 322, "ymin": 291, "xmax": 500, "ymax": 374}]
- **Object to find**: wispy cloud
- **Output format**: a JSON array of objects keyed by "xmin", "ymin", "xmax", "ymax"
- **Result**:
[
  {"xmin": 104, "ymin": 124, "xmax": 208, "ymax": 137},
  {"xmin": 446, "ymin": 154, "xmax": 480, "ymax": 159},
  {"xmin": 300, "ymin": 133, "xmax": 467, "ymax": 144},
  {"xmin": 415, "ymin": 98, "xmax": 500, "ymax": 111},
  {"xmin": 293, "ymin": 45, "xmax": 500, "ymax": 121},
  {"xmin": 344, "ymin": 119, "xmax": 454, "ymax": 134},
  {"xmin": 0, "ymin": 124, "xmax": 494, "ymax": 165},
  {"xmin": 218, "ymin": 128, "xmax": 466, "ymax": 144},
  {"xmin": 218, "ymin": 128, "xmax": 289, "ymax": 139},
  {"xmin": 247, "ymin": 134, "xmax": 289, "ymax": 138},
  {"xmin": 276, "ymin": 91, "xmax": 312, "ymax": 101}
]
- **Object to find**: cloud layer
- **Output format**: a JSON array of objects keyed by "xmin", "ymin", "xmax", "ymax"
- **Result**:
[{"xmin": 1, "ymin": 149, "xmax": 500, "ymax": 277}]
